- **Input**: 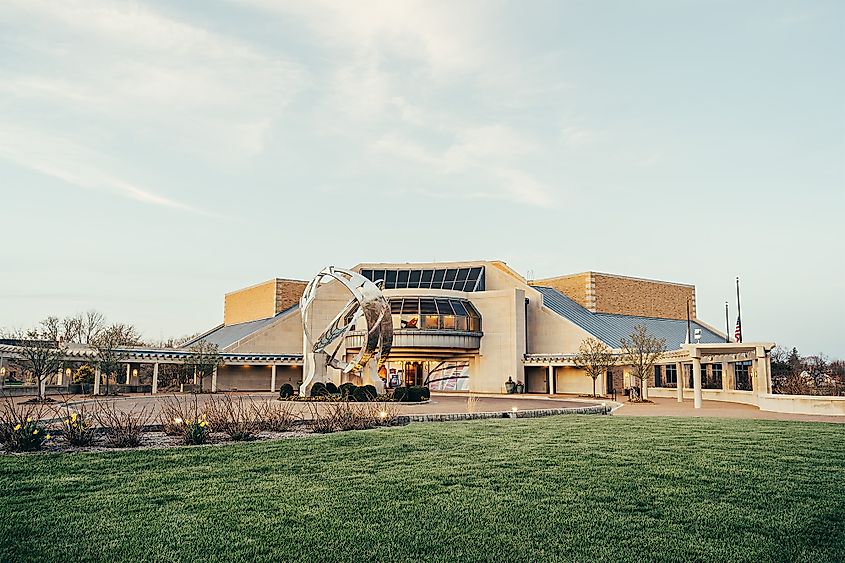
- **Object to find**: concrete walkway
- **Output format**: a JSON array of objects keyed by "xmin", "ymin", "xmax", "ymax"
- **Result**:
[{"xmin": 596, "ymin": 395, "xmax": 845, "ymax": 423}]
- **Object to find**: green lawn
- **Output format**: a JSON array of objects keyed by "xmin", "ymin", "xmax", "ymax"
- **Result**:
[{"xmin": 1, "ymin": 416, "xmax": 844, "ymax": 562}]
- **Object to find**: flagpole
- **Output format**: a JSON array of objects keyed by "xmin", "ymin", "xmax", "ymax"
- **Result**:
[
  {"xmin": 735, "ymin": 277, "xmax": 742, "ymax": 343},
  {"xmin": 724, "ymin": 301, "xmax": 730, "ymax": 343}
]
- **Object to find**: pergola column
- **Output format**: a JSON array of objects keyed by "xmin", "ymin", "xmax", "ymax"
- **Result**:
[
  {"xmin": 547, "ymin": 365, "xmax": 555, "ymax": 394},
  {"xmin": 152, "ymin": 363, "xmax": 159, "ymax": 394},
  {"xmin": 692, "ymin": 354, "xmax": 703, "ymax": 409},
  {"xmin": 721, "ymin": 361, "xmax": 729, "ymax": 390},
  {"xmin": 211, "ymin": 366, "xmax": 218, "ymax": 393},
  {"xmin": 270, "ymin": 364, "xmax": 277, "ymax": 393},
  {"xmin": 755, "ymin": 346, "xmax": 771, "ymax": 394},
  {"xmin": 676, "ymin": 362, "xmax": 684, "ymax": 402},
  {"xmin": 57, "ymin": 367, "xmax": 64, "ymax": 386},
  {"xmin": 94, "ymin": 367, "xmax": 101, "ymax": 395},
  {"xmin": 125, "ymin": 364, "xmax": 131, "ymax": 385}
]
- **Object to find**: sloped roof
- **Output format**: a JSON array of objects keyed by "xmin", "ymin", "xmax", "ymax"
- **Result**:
[
  {"xmin": 534, "ymin": 286, "xmax": 724, "ymax": 350},
  {"xmin": 185, "ymin": 305, "xmax": 298, "ymax": 350}
]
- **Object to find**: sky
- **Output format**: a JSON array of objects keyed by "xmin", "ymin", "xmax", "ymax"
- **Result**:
[{"xmin": 0, "ymin": 1, "xmax": 843, "ymax": 355}]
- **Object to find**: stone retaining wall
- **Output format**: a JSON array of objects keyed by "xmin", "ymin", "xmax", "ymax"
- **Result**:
[{"xmin": 399, "ymin": 404, "xmax": 608, "ymax": 423}]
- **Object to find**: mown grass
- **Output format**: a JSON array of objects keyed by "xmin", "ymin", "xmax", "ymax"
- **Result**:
[{"xmin": 1, "ymin": 416, "xmax": 843, "ymax": 562}]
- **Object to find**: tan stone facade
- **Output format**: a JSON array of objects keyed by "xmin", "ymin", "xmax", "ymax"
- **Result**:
[
  {"xmin": 532, "ymin": 271, "xmax": 695, "ymax": 320},
  {"xmin": 224, "ymin": 278, "xmax": 307, "ymax": 325}
]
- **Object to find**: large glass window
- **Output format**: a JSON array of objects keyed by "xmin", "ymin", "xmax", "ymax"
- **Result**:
[
  {"xmin": 386, "ymin": 297, "xmax": 481, "ymax": 333},
  {"xmin": 735, "ymin": 361, "xmax": 752, "ymax": 391},
  {"xmin": 703, "ymin": 364, "xmax": 723, "ymax": 389},
  {"xmin": 664, "ymin": 364, "xmax": 677, "ymax": 386},
  {"xmin": 361, "ymin": 267, "xmax": 486, "ymax": 291}
]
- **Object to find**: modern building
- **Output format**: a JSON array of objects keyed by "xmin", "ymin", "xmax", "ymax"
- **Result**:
[{"xmin": 184, "ymin": 260, "xmax": 773, "ymax": 406}]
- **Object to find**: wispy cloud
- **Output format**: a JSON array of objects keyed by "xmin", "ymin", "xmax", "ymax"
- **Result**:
[{"xmin": 0, "ymin": 124, "xmax": 216, "ymax": 216}]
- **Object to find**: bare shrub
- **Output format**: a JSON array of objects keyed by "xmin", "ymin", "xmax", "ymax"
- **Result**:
[
  {"xmin": 370, "ymin": 401, "xmax": 402, "ymax": 426},
  {"xmin": 205, "ymin": 395, "xmax": 259, "ymax": 441},
  {"xmin": 0, "ymin": 395, "xmax": 52, "ymax": 451},
  {"xmin": 307, "ymin": 401, "xmax": 400, "ymax": 433},
  {"xmin": 253, "ymin": 400, "xmax": 300, "ymax": 432},
  {"xmin": 306, "ymin": 403, "xmax": 337, "ymax": 433},
  {"xmin": 93, "ymin": 400, "xmax": 151, "ymax": 448},
  {"xmin": 158, "ymin": 395, "xmax": 209, "ymax": 444},
  {"xmin": 52, "ymin": 396, "xmax": 96, "ymax": 447}
]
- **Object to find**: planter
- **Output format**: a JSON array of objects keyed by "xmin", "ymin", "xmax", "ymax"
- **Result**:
[
  {"xmin": 516, "ymin": 384, "xmax": 525, "ymax": 394},
  {"xmin": 505, "ymin": 382, "xmax": 516, "ymax": 394}
]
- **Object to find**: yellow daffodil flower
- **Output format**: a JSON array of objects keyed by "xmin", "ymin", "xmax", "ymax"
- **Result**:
[
  {"xmin": 13, "ymin": 424, "xmax": 21, "ymax": 431},
  {"xmin": 33, "ymin": 429, "xmax": 39, "ymax": 435}
]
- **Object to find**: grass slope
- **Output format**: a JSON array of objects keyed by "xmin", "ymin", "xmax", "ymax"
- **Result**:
[{"xmin": 1, "ymin": 416, "xmax": 843, "ymax": 562}]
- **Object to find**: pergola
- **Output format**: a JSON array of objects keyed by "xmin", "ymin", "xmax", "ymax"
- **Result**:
[
  {"xmin": 0, "ymin": 343, "xmax": 303, "ymax": 394},
  {"xmin": 524, "ymin": 341, "xmax": 774, "ymax": 408}
]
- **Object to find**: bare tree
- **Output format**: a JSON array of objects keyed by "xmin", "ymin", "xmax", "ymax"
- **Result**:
[
  {"xmin": 183, "ymin": 341, "xmax": 221, "ymax": 393},
  {"xmin": 573, "ymin": 337, "xmax": 616, "ymax": 397},
  {"xmin": 620, "ymin": 325, "xmax": 666, "ymax": 402},
  {"xmin": 11, "ymin": 329, "xmax": 65, "ymax": 401},
  {"xmin": 82, "ymin": 310, "xmax": 106, "ymax": 344},
  {"xmin": 92, "ymin": 323, "xmax": 141, "ymax": 395},
  {"xmin": 61, "ymin": 314, "xmax": 84, "ymax": 343}
]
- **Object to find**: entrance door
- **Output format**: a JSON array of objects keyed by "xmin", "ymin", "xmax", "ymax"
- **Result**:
[{"xmin": 404, "ymin": 362, "xmax": 423, "ymax": 386}]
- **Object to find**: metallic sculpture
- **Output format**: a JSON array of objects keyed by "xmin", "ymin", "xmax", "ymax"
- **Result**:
[{"xmin": 300, "ymin": 266, "xmax": 392, "ymax": 396}]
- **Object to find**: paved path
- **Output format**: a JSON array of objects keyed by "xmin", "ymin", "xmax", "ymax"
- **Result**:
[{"xmin": 601, "ymin": 395, "xmax": 845, "ymax": 423}]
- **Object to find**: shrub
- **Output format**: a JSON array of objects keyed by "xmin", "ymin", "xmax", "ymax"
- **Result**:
[
  {"xmin": 325, "ymin": 382, "xmax": 339, "ymax": 394},
  {"xmin": 93, "ymin": 400, "xmax": 151, "ymax": 448},
  {"xmin": 362, "ymin": 385, "xmax": 377, "ymax": 400},
  {"xmin": 253, "ymin": 400, "xmax": 300, "ymax": 432},
  {"xmin": 73, "ymin": 365, "xmax": 96, "ymax": 385},
  {"xmin": 205, "ymin": 395, "xmax": 259, "ymax": 441},
  {"xmin": 0, "ymin": 396, "xmax": 51, "ymax": 452},
  {"xmin": 53, "ymin": 399, "xmax": 95, "ymax": 447},
  {"xmin": 339, "ymin": 382, "xmax": 356, "ymax": 398},
  {"xmin": 306, "ymin": 403, "xmax": 336, "ymax": 434},
  {"xmin": 183, "ymin": 418, "xmax": 209, "ymax": 445},
  {"xmin": 279, "ymin": 383, "xmax": 295, "ymax": 399},
  {"xmin": 393, "ymin": 386, "xmax": 430, "ymax": 402},
  {"xmin": 310, "ymin": 382, "xmax": 329, "ymax": 397},
  {"xmin": 352, "ymin": 386, "xmax": 371, "ymax": 402},
  {"xmin": 158, "ymin": 395, "xmax": 208, "ymax": 444}
]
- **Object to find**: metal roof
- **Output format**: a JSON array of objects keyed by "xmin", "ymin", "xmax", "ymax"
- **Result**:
[
  {"xmin": 186, "ymin": 305, "xmax": 299, "ymax": 350},
  {"xmin": 534, "ymin": 286, "xmax": 725, "ymax": 350}
]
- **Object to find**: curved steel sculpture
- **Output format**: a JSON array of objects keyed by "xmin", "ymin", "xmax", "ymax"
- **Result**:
[{"xmin": 300, "ymin": 266, "xmax": 392, "ymax": 396}]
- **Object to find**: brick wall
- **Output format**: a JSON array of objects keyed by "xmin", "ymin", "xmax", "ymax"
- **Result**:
[
  {"xmin": 532, "ymin": 273, "xmax": 591, "ymax": 309},
  {"xmin": 532, "ymin": 271, "xmax": 695, "ymax": 320},
  {"xmin": 592, "ymin": 273, "xmax": 695, "ymax": 320},
  {"xmin": 224, "ymin": 279, "xmax": 307, "ymax": 326}
]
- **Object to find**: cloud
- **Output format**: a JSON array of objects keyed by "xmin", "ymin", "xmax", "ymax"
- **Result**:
[
  {"xmin": 1, "ymin": 0, "xmax": 307, "ymax": 159},
  {"xmin": 372, "ymin": 126, "xmax": 555, "ymax": 206},
  {"xmin": 0, "ymin": 124, "xmax": 216, "ymax": 216}
]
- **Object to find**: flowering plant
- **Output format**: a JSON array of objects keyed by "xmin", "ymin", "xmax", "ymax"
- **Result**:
[
  {"xmin": 182, "ymin": 415, "xmax": 209, "ymax": 445},
  {"xmin": 5, "ymin": 417, "xmax": 51, "ymax": 452},
  {"xmin": 61, "ymin": 411, "xmax": 95, "ymax": 447}
]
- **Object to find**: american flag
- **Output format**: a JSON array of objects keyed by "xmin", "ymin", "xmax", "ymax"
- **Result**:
[{"xmin": 734, "ymin": 316, "xmax": 742, "ymax": 343}]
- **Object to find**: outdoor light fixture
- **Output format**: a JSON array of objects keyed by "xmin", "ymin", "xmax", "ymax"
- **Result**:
[
  {"xmin": 511, "ymin": 406, "xmax": 518, "ymax": 412},
  {"xmin": 379, "ymin": 411, "xmax": 387, "ymax": 419},
  {"xmin": 601, "ymin": 402, "xmax": 608, "ymax": 415}
]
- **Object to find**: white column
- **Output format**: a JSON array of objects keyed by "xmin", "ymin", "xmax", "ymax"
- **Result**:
[
  {"xmin": 547, "ymin": 365, "xmax": 555, "ymax": 395},
  {"xmin": 193, "ymin": 367, "xmax": 198, "ymax": 385},
  {"xmin": 692, "ymin": 356, "xmax": 702, "ymax": 409},
  {"xmin": 755, "ymin": 346, "xmax": 771, "ymax": 395},
  {"xmin": 152, "ymin": 363, "xmax": 159, "ymax": 394},
  {"xmin": 57, "ymin": 368, "xmax": 64, "ymax": 386},
  {"xmin": 94, "ymin": 367, "xmax": 101, "ymax": 395},
  {"xmin": 126, "ymin": 364, "xmax": 131, "ymax": 385},
  {"xmin": 676, "ymin": 362, "xmax": 684, "ymax": 402},
  {"xmin": 270, "ymin": 364, "xmax": 277, "ymax": 393},
  {"xmin": 211, "ymin": 366, "xmax": 218, "ymax": 393}
]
